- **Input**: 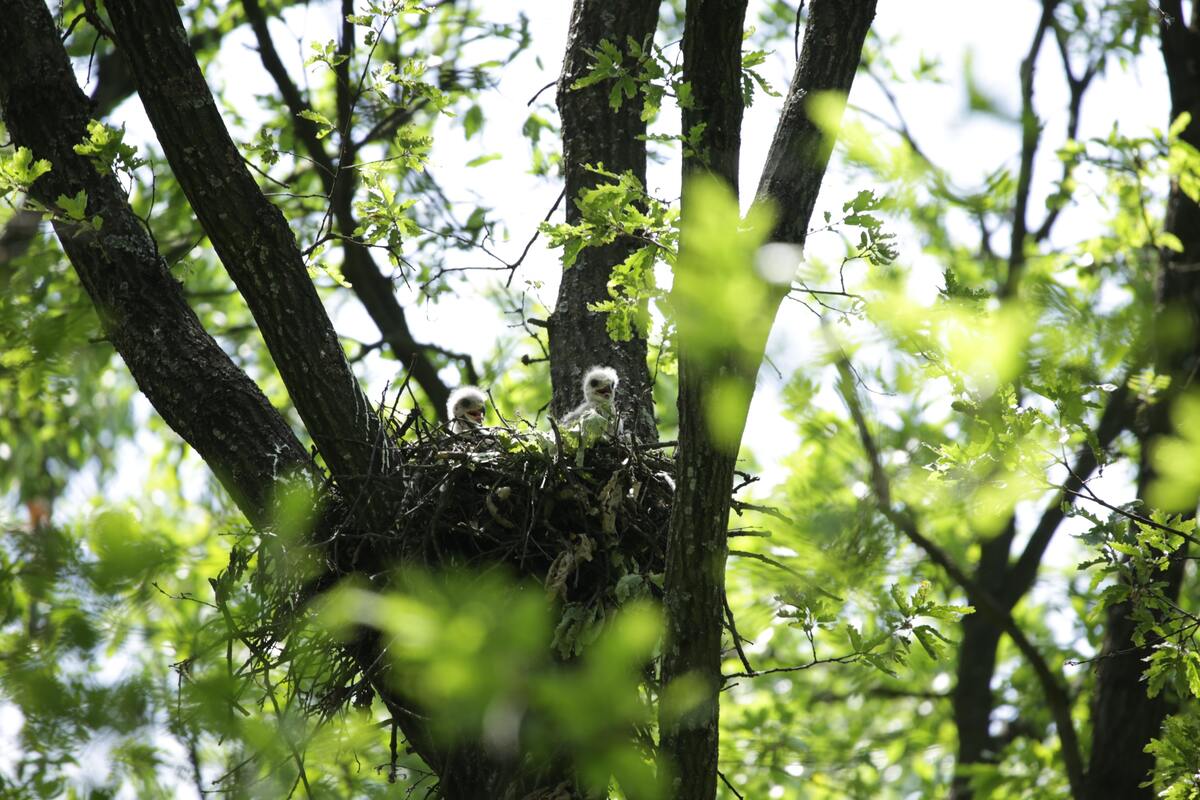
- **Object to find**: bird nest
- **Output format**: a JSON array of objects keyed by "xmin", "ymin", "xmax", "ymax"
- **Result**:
[
  {"xmin": 210, "ymin": 411, "xmax": 677, "ymax": 721},
  {"xmin": 368, "ymin": 426, "xmax": 674, "ymax": 611}
]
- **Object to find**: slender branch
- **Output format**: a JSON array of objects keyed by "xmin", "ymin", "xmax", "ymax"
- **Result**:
[
  {"xmin": 1062, "ymin": 486, "xmax": 1200, "ymax": 547},
  {"xmin": 723, "ymin": 594, "xmax": 754, "ymax": 675},
  {"xmin": 240, "ymin": 0, "xmax": 461, "ymax": 415},
  {"xmin": 728, "ymin": 548, "xmax": 803, "ymax": 577},
  {"xmin": 717, "ymin": 770, "xmax": 746, "ymax": 800},
  {"xmin": 1001, "ymin": 0, "xmax": 1060, "ymax": 298},
  {"xmin": 106, "ymin": 0, "xmax": 395, "ymax": 487},
  {"xmin": 725, "ymin": 651, "xmax": 861, "ymax": 679},
  {"xmin": 834, "ymin": 354, "xmax": 1085, "ymax": 799},
  {"xmin": 241, "ymin": 0, "xmax": 335, "ymax": 175},
  {"xmin": 1032, "ymin": 19, "xmax": 1100, "ymax": 243}
]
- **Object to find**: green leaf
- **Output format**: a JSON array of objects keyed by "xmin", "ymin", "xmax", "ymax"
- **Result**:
[
  {"xmin": 845, "ymin": 624, "xmax": 863, "ymax": 652},
  {"xmin": 465, "ymin": 153, "xmax": 502, "ymax": 168},
  {"xmin": 889, "ymin": 583, "xmax": 911, "ymax": 616},
  {"xmin": 298, "ymin": 109, "xmax": 335, "ymax": 139},
  {"xmin": 73, "ymin": 120, "xmax": 146, "ymax": 176},
  {"xmin": 463, "ymin": 105, "xmax": 484, "ymax": 140},
  {"xmin": 0, "ymin": 146, "xmax": 52, "ymax": 193},
  {"xmin": 913, "ymin": 625, "xmax": 948, "ymax": 660},
  {"xmin": 55, "ymin": 190, "xmax": 88, "ymax": 221}
]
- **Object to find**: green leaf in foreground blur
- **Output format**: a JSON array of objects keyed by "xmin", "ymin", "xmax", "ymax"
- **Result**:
[
  {"xmin": 1149, "ymin": 393, "xmax": 1200, "ymax": 511},
  {"xmin": 673, "ymin": 176, "xmax": 776, "ymax": 448},
  {"xmin": 317, "ymin": 572, "xmax": 663, "ymax": 797}
]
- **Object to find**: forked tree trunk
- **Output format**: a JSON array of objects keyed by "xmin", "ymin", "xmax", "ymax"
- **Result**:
[
  {"xmin": 659, "ymin": 2, "xmax": 877, "ymax": 797},
  {"xmin": 3, "ymin": 0, "xmax": 878, "ymax": 795}
]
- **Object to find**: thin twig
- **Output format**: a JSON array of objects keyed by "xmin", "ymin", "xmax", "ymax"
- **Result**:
[{"xmin": 833, "ymin": 351, "xmax": 1086, "ymax": 799}]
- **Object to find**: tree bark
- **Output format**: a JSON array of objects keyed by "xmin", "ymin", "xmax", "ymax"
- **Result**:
[
  {"xmin": 549, "ymin": 0, "xmax": 662, "ymax": 439},
  {"xmin": 103, "ymin": 0, "xmax": 395, "ymax": 489},
  {"xmin": 949, "ymin": 528, "xmax": 1013, "ymax": 789},
  {"xmin": 657, "ymin": 2, "xmax": 748, "ymax": 797},
  {"xmin": 1085, "ymin": 7, "xmax": 1200, "ymax": 796},
  {"xmin": 754, "ymin": 2, "xmax": 877, "ymax": 246},
  {"xmin": 658, "ymin": 2, "xmax": 876, "ymax": 797},
  {"xmin": 0, "ymin": 0, "xmax": 312, "ymax": 528}
]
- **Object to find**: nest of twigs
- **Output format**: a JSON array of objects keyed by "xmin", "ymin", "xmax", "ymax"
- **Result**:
[
  {"xmin": 213, "ymin": 409, "xmax": 678, "ymax": 721},
  {"xmin": 369, "ymin": 424, "xmax": 674, "ymax": 603}
]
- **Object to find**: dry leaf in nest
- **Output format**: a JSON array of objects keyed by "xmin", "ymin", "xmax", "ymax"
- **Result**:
[
  {"xmin": 544, "ymin": 534, "xmax": 597, "ymax": 601},
  {"xmin": 598, "ymin": 470, "xmax": 624, "ymax": 537}
]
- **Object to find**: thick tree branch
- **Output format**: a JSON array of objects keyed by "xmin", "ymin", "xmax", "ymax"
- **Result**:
[
  {"xmin": 104, "ymin": 0, "xmax": 394, "ymax": 485},
  {"xmin": 0, "ymin": 0, "xmax": 313, "ymax": 527},
  {"xmin": 835, "ymin": 356, "xmax": 1086, "ymax": 800},
  {"xmin": 754, "ymin": 0, "xmax": 877, "ymax": 247}
]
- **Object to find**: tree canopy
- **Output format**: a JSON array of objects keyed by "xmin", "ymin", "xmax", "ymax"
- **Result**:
[{"xmin": 2, "ymin": 0, "xmax": 1200, "ymax": 798}]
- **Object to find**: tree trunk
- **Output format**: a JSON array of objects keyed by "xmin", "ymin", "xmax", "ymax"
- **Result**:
[
  {"xmin": 658, "ymin": 2, "xmax": 876, "ymax": 797},
  {"xmin": 1085, "ymin": 7, "xmax": 1200, "ymax": 796},
  {"xmin": 657, "ymin": 2, "xmax": 748, "ymax": 797},
  {"xmin": 549, "ymin": 0, "xmax": 662, "ymax": 439},
  {"xmin": 1084, "ymin": 545, "xmax": 1184, "ymax": 799},
  {"xmin": 949, "ymin": 529, "xmax": 1012, "ymax": 797}
]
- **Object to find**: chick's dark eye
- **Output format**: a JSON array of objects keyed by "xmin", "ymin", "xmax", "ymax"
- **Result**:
[{"xmin": 589, "ymin": 380, "xmax": 598, "ymax": 387}]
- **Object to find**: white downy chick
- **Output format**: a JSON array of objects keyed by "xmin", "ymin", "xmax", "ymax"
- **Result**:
[
  {"xmin": 561, "ymin": 366, "xmax": 619, "ymax": 441},
  {"xmin": 447, "ymin": 386, "xmax": 487, "ymax": 434}
]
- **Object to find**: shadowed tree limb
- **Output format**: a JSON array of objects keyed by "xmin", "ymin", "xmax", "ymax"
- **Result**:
[
  {"xmin": 239, "ymin": 0, "xmax": 460, "ymax": 418},
  {"xmin": 103, "ymin": 0, "xmax": 395, "ymax": 486}
]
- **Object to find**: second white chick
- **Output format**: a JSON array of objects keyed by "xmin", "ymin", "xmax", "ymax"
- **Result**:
[
  {"xmin": 447, "ymin": 386, "xmax": 487, "ymax": 434},
  {"xmin": 561, "ymin": 366, "xmax": 619, "ymax": 436}
]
